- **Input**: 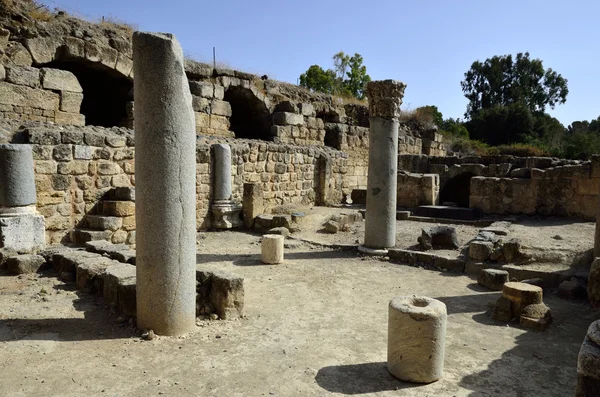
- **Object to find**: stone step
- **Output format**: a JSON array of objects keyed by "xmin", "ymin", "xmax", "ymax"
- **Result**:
[
  {"xmin": 105, "ymin": 187, "xmax": 135, "ymax": 202},
  {"xmin": 85, "ymin": 215, "xmax": 123, "ymax": 231},
  {"xmin": 99, "ymin": 200, "xmax": 135, "ymax": 217},
  {"xmin": 414, "ymin": 205, "xmax": 479, "ymax": 221},
  {"xmin": 85, "ymin": 241, "xmax": 136, "ymax": 264},
  {"xmin": 70, "ymin": 229, "xmax": 112, "ymax": 245}
]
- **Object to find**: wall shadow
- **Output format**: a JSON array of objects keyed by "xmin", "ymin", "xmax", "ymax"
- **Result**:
[
  {"xmin": 0, "ymin": 270, "xmax": 136, "ymax": 342},
  {"xmin": 315, "ymin": 362, "xmax": 420, "ymax": 394}
]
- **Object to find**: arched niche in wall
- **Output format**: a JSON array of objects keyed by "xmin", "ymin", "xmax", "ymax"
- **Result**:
[
  {"xmin": 439, "ymin": 172, "xmax": 476, "ymax": 208},
  {"xmin": 41, "ymin": 59, "xmax": 133, "ymax": 127},
  {"xmin": 223, "ymin": 86, "xmax": 271, "ymax": 140}
]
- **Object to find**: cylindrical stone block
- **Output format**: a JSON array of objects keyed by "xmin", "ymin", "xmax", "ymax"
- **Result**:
[
  {"xmin": 363, "ymin": 80, "xmax": 406, "ymax": 250},
  {"xmin": 212, "ymin": 144, "xmax": 232, "ymax": 201},
  {"xmin": 577, "ymin": 320, "xmax": 600, "ymax": 396},
  {"xmin": 133, "ymin": 31, "xmax": 197, "ymax": 336},
  {"xmin": 388, "ymin": 295, "xmax": 447, "ymax": 383},
  {"xmin": 0, "ymin": 144, "xmax": 37, "ymax": 207},
  {"xmin": 261, "ymin": 234, "xmax": 284, "ymax": 264}
]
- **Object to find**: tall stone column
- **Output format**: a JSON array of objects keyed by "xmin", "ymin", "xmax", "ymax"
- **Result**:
[
  {"xmin": 0, "ymin": 144, "xmax": 45, "ymax": 252},
  {"xmin": 359, "ymin": 80, "xmax": 406, "ymax": 255},
  {"xmin": 211, "ymin": 144, "xmax": 242, "ymax": 229},
  {"xmin": 133, "ymin": 32, "xmax": 197, "ymax": 335}
]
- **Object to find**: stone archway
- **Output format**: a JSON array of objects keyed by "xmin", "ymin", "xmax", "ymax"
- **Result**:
[
  {"xmin": 42, "ymin": 59, "xmax": 133, "ymax": 127},
  {"xmin": 223, "ymin": 86, "xmax": 271, "ymax": 140},
  {"xmin": 439, "ymin": 172, "xmax": 475, "ymax": 208}
]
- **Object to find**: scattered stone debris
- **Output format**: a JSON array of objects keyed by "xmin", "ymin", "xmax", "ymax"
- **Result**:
[
  {"xmin": 559, "ymin": 277, "xmax": 588, "ymax": 300},
  {"xmin": 141, "ymin": 330, "xmax": 155, "ymax": 341},
  {"xmin": 477, "ymin": 269, "xmax": 509, "ymax": 291},
  {"xmin": 418, "ymin": 226, "xmax": 459, "ymax": 250},
  {"xmin": 469, "ymin": 241, "xmax": 494, "ymax": 261},
  {"xmin": 323, "ymin": 220, "xmax": 341, "ymax": 234}
]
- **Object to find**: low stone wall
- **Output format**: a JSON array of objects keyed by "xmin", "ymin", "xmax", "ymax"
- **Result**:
[
  {"xmin": 470, "ymin": 161, "xmax": 599, "ymax": 219},
  {"xmin": 0, "ymin": 65, "xmax": 85, "ymax": 125},
  {"xmin": 397, "ymin": 172, "xmax": 440, "ymax": 208}
]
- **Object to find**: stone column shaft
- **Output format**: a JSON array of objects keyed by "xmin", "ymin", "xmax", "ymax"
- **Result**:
[
  {"xmin": 362, "ymin": 80, "xmax": 406, "ymax": 252},
  {"xmin": 0, "ymin": 144, "xmax": 37, "ymax": 208},
  {"xmin": 133, "ymin": 31, "xmax": 197, "ymax": 336},
  {"xmin": 212, "ymin": 144, "xmax": 232, "ymax": 201}
]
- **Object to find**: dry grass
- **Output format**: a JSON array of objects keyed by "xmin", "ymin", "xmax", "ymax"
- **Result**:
[
  {"xmin": 99, "ymin": 15, "xmax": 138, "ymax": 33},
  {"xmin": 1, "ymin": 0, "xmax": 54, "ymax": 21},
  {"xmin": 398, "ymin": 107, "xmax": 434, "ymax": 125},
  {"xmin": 334, "ymin": 95, "xmax": 367, "ymax": 106}
]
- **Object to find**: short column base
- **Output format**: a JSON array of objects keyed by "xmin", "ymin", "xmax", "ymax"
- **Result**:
[
  {"xmin": 211, "ymin": 201, "xmax": 242, "ymax": 229},
  {"xmin": 358, "ymin": 245, "xmax": 389, "ymax": 256},
  {"xmin": 0, "ymin": 210, "xmax": 46, "ymax": 252}
]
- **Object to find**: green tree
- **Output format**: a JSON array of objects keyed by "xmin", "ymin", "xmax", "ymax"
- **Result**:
[
  {"xmin": 299, "ymin": 52, "xmax": 371, "ymax": 99},
  {"xmin": 466, "ymin": 102, "xmax": 534, "ymax": 145},
  {"xmin": 461, "ymin": 52, "xmax": 568, "ymax": 119},
  {"xmin": 299, "ymin": 65, "xmax": 336, "ymax": 95},
  {"xmin": 342, "ymin": 53, "xmax": 371, "ymax": 99},
  {"xmin": 442, "ymin": 118, "xmax": 469, "ymax": 138}
]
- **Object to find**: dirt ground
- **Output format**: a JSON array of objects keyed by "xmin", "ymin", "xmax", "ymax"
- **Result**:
[{"xmin": 0, "ymin": 214, "xmax": 598, "ymax": 396}]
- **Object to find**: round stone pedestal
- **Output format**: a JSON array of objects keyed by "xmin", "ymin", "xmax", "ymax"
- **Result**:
[
  {"xmin": 388, "ymin": 295, "xmax": 447, "ymax": 383},
  {"xmin": 261, "ymin": 234, "xmax": 284, "ymax": 264}
]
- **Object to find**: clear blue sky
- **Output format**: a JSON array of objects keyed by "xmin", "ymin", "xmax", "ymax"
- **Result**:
[{"xmin": 41, "ymin": 0, "xmax": 599, "ymax": 126}]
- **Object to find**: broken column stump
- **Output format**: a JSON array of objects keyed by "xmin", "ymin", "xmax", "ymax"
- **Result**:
[
  {"xmin": 492, "ymin": 282, "xmax": 552, "ymax": 330},
  {"xmin": 261, "ymin": 234, "xmax": 284, "ymax": 264},
  {"xmin": 388, "ymin": 295, "xmax": 447, "ymax": 383}
]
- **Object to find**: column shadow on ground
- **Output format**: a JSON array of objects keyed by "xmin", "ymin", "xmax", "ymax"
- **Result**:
[{"xmin": 315, "ymin": 362, "xmax": 421, "ymax": 394}]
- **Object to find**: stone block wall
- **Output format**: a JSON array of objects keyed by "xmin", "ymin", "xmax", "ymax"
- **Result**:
[
  {"xmin": 0, "ymin": 65, "xmax": 84, "ymax": 125},
  {"xmin": 195, "ymin": 137, "xmax": 347, "ymax": 228},
  {"xmin": 24, "ymin": 125, "xmax": 134, "ymax": 244},
  {"xmin": 397, "ymin": 172, "xmax": 440, "ymax": 207},
  {"xmin": 3, "ymin": 122, "xmax": 347, "ymax": 242},
  {"xmin": 470, "ymin": 162, "xmax": 599, "ymax": 219}
]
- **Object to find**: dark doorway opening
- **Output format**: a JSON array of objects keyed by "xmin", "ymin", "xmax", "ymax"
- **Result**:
[
  {"xmin": 439, "ymin": 173, "xmax": 475, "ymax": 208},
  {"xmin": 224, "ymin": 86, "xmax": 271, "ymax": 140},
  {"xmin": 42, "ymin": 60, "xmax": 133, "ymax": 127}
]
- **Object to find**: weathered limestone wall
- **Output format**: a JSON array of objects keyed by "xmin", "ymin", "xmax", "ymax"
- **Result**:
[
  {"xmin": 196, "ymin": 137, "xmax": 347, "ymax": 228},
  {"xmin": 470, "ymin": 161, "xmax": 599, "ymax": 219},
  {"xmin": 0, "ymin": 65, "xmax": 85, "ymax": 125},
  {"xmin": 397, "ymin": 172, "xmax": 440, "ymax": 208},
  {"xmin": 2, "ymin": 122, "xmax": 347, "ymax": 242},
  {"xmin": 25, "ymin": 124, "xmax": 134, "ymax": 244}
]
